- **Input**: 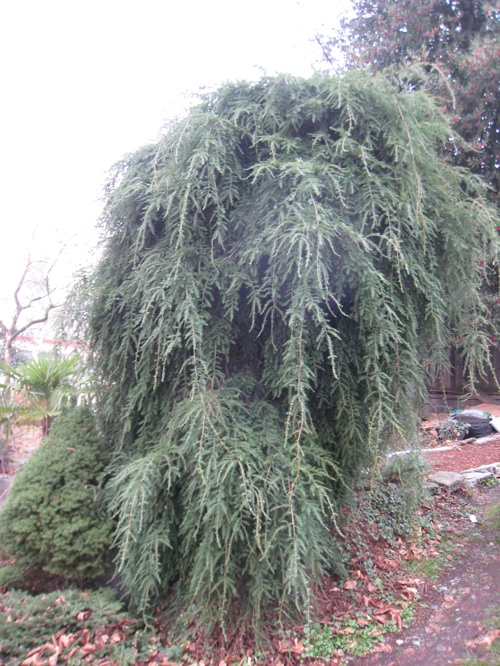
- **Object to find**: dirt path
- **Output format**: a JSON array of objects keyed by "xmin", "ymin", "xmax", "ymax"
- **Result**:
[{"xmin": 350, "ymin": 485, "xmax": 500, "ymax": 666}]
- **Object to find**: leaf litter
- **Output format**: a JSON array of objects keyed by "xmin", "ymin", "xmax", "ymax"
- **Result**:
[{"xmin": 1, "ymin": 463, "xmax": 499, "ymax": 665}]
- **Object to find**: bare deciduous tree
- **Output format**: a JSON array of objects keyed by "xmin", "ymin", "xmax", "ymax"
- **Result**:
[{"xmin": 0, "ymin": 253, "xmax": 61, "ymax": 365}]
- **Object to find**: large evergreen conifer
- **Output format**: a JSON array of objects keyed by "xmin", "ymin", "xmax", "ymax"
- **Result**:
[{"xmin": 80, "ymin": 72, "xmax": 498, "ymax": 624}]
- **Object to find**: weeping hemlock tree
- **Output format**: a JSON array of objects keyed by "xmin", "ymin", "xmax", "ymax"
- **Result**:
[{"xmin": 81, "ymin": 72, "xmax": 497, "ymax": 624}]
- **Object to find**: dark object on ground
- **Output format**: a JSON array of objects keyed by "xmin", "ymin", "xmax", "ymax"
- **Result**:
[
  {"xmin": 464, "ymin": 421, "xmax": 494, "ymax": 438},
  {"xmin": 451, "ymin": 411, "xmax": 494, "ymax": 439},
  {"xmin": 436, "ymin": 411, "xmax": 495, "ymax": 441}
]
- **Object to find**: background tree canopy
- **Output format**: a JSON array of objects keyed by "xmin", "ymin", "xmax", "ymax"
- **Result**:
[
  {"xmin": 79, "ymin": 71, "xmax": 498, "ymax": 625},
  {"xmin": 323, "ymin": 0, "xmax": 500, "ymax": 196}
]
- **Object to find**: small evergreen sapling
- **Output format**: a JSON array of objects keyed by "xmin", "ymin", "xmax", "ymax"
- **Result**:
[{"xmin": 0, "ymin": 408, "xmax": 113, "ymax": 583}]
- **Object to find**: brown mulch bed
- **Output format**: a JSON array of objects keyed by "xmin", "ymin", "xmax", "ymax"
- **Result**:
[{"xmin": 425, "ymin": 437, "xmax": 500, "ymax": 473}]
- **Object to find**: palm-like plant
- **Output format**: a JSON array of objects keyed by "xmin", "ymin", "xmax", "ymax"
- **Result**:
[{"xmin": 0, "ymin": 354, "xmax": 80, "ymax": 435}]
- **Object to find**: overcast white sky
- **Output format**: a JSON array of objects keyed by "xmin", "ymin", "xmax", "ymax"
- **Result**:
[{"xmin": 0, "ymin": 0, "xmax": 349, "ymax": 324}]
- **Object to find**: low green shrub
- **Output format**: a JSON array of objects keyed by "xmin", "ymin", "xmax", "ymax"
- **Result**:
[
  {"xmin": 357, "ymin": 463, "xmax": 426, "ymax": 543},
  {"xmin": 0, "ymin": 407, "xmax": 114, "ymax": 583},
  {"xmin": 0, "ymin": 587, "xmax": 154, "ymax": 665},
  {"xmin": 362, "ymin": 482, "xmax": 418, "ymax": 541}
]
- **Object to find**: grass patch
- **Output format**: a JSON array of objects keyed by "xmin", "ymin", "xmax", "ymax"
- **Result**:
[
  {"xmin": 484, "ymin": 501, "xmax": 500, "ymax": 541},
  {"xmin": 405, "ymin": 554, "xmax": 448, "ymax": 579},
  {"xmin": 303, "ymin": 602, "xmax": 417, "ymax": 659},
  {"xmin": 404, "ymin": 532, "xmax": 455, "ymax": 580},
  {"xmin": 303, "ymin": 619, "xmax": 389, "ymax": 659},
  {"xmin": 485, "ymin": 603, "xmax": 500, "ymax": 628}
]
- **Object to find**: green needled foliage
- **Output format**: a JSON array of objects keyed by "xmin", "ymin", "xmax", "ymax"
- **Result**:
[
  {"xmin": 79, "ymin": 71, "xmax": 498, "ymax": 625},
  {"xmin": 0, "ymin": 408, "xmax": 113, "ymax": 582}
]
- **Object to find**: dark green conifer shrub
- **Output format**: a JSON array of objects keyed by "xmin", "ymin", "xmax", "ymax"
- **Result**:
[
  {"xmin": 73, "ymin": 71, "xmax": 499, "ymax": 626},
  {"xmin": 0, "ymin": 588, "xmax": 148, "ymax": 665},
  {"xmin": 0, "ymin": 408, "xmax": 113, "ymax": 582}
]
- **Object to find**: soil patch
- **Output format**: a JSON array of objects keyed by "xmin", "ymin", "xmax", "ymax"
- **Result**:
[
  {"xmin": 349, "ymin": 485, "xmax": 500, "ymax": 666},
  {"xmin": 426, "ymin": 437, "xmax": 500, "ymax": 473},
  {"xmin": 2, "ymin": 424, "xmax": 44, "ymax": 475}
]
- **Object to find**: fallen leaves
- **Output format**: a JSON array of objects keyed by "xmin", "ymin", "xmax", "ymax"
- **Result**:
[
  {"xmin": 465, "ymin": 630, "xmax": 500, "ymax": 650},
  {"xmin": 277, "ymin": 638, "xmax": 305, "ymax": 655},
  {"xmin": 373, "ymin": 605, "xmax": 402, "ymax": 629},
  {"xmin": 384, "ymin": 559, "xmax": 399, "ymax": 569},
  {"xmin": 18, "ymin": 621, "xmax": 133, "ymax": 665},
  {"xmin": 395, "ymin": 578, "xmax": 424, "ymax": 601},
  {"xmin": 373, "ymin": 642, "xmax": 393, "ymax": 654}
]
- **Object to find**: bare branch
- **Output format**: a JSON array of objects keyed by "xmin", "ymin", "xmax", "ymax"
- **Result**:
[
  {"xmin": 13, "ymin": 262, "xmax": 31, "ymax": 313},
  {"xmin": 24, "ymin": 286, "xmax": 56, "ymax": 311},
  {"xmin": 0, "ymin": 239, "xmax": 69, "ymax": 363},
  {"xmin": 13, "ymin": 302, "xmax": 58, "ymax": 339},
  {"xmin": 314, "ymin": 34, "xmax": 335, "ymax": 66}
]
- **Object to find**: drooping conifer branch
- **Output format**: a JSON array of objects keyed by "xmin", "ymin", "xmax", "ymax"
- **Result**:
[{"xmin": 80, "ymin": 71, "xmax": 498, "ymax": 625}]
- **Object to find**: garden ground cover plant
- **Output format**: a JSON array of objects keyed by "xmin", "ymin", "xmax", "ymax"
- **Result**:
[{"xmin": 1, "ymin": 474, "xmax": 498, "ymax": 665}]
